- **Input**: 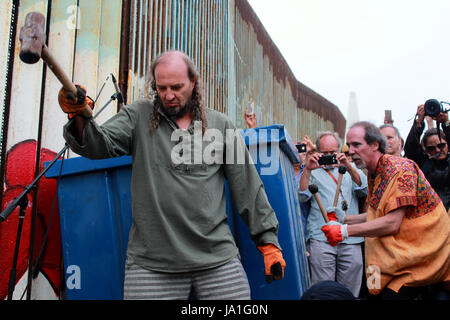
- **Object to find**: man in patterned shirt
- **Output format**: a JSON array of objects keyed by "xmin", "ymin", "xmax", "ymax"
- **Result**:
[{"xmin": 322, "ymin": 121, "xmax": 449, "ymax": 300}]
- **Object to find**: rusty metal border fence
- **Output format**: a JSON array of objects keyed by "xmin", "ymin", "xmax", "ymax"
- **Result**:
[
  {"xmin": 233, "ymin": 0, "xmax": 345, "ymax": 139},
  {"xmin": 126, "ymin": 0, "xmax": 230, "ymax": 117},
  {"xmin": 125, "ymin": 0, "xmax": 345, "ymax": 142}
]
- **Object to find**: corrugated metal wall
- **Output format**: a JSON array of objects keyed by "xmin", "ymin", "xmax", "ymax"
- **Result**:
[
  {"xmin": 124, "ymin": 0, "xmax": 345, "ymax": 143},
  {"xmin": 0, "ymin": 0, "xmax": 122, "ymax": 158},
  {"xmin": 0, "ymin": 0, "xmax": 123, "ymax": 299},
  {"xmin": 125, "ymin": 0, "xmax": 231, "ymax": 117},
  {"xmin": 234, "ymin": 0, "xmax": 345, "ymax": 141}
]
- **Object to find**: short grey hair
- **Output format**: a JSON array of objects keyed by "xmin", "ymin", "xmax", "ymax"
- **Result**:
[
  {"xmin": 315, "ymin": 131, "xmax": 342, "ymax": 152},
  {"xmin": 379, "ymin": 124, "xmax": 402, "ymax": 139}
]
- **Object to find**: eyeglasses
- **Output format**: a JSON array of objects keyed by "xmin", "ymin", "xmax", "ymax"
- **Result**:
[{"xmin": 425, "ymin": 142, "xmax": 447, "ymax": 153}]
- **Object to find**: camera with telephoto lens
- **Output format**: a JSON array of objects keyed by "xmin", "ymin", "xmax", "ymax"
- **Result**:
[
  {"xmin": 318, "ymin": 154, "xmax": 338, "ymax": 166},
  {"xmin": 424, "ymin": 99, "xmax": 444, "ymax": 117}
]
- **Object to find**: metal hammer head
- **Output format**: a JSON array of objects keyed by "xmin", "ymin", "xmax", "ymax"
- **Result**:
[
  {"xmin": 308, "ymin": 184, "xmax": 318, "ymax": 194},
  {"xmin": 338, "ymin": 165, "xmax": 347, "ymax": 174},
  {"xmin": 19, "ymin": 12, "xmax": 46, "ymax": 64}
]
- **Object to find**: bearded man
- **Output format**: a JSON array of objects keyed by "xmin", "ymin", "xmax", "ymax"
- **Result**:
[{"xmin": 59, "ymin": 50, "xmax": 285, "ymax": 300}]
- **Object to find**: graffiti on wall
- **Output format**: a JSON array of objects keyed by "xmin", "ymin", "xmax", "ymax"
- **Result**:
[{"xmin": 0, "ymin": 140, "xmax": 62, "ymax": 299}]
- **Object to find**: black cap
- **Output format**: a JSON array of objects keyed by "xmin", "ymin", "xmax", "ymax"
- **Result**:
[{"xmin": 300, "ymin": 281, "xmax": 357, "ymax": 300}]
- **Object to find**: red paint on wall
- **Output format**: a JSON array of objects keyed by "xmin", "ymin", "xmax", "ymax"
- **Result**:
[{"xmin": 0, "ymin": 140, "xmax": 62, "ymax": 299}]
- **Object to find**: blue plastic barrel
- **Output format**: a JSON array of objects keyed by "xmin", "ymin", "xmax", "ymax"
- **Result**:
[
  {"xmin": 46, "ymin": 156, "xmax": 133, "ymax": 299},
  {"xmin": 232, "ymin": 124, "xmax": 311, "ymax": 299}
]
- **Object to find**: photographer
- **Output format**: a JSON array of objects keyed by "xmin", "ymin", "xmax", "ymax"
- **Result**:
[
  {"xmin": 294, "ymin": 136, "xmax": 316, "ymax": 236},
  {"xmin": 298, "ymin": 132, "xmax": 368, "ymax": 297},
  {"xmin": 404, "ymin": 104, "xmax": 450, "ymax": 211}
]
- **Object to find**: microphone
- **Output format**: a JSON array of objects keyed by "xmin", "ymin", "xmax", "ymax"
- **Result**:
[{"xmin": 111, "ymin": 73, "xmax": 125, "ymax": 107}]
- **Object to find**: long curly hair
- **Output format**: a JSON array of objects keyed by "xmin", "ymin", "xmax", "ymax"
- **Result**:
[{"xmin": 146, "ymin": 51, "xmax": 207, "ymax": 135}]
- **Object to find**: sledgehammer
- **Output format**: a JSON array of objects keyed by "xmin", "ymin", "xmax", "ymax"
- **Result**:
[{"xmin": 19, "ymin": 11, "xmax": 92, "ymax": 117}]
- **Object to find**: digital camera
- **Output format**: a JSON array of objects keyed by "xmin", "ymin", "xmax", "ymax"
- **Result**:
[
  {"xmin": 318, "ymin": 154, "xmax": 338, "ymax": 166},
  {"xmin": 424, "ymin": 99, "xmax": 444, "ymax": 117},
  {"xmin": 296, "ymin": 143, "xmax": 307, "ymax": 153}
]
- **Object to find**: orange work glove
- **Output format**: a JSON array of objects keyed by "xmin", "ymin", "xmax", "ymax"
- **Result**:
[
  {"xmin": 321, "ymin": 222, "xmax": 348, "ymax": 247},
  {"xmin": 326, "ymin": 206, "xmax": 346, "ymax": 223},
  {"xmin": 58, "ymin": 84, "xmax": 94, "ymax": 118},
  {"xmin": 257, "ymin": 244, "xmax": 286, "ymax": 283}
]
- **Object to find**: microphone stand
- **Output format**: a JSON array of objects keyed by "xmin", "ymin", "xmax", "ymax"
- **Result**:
[
  {"xmin": 0, "ymin": 92, "xmax": 120, "ymax": 300},
  {"xmin": 6, "ymin": 196, "xmax": 28, "ymax": 300}
]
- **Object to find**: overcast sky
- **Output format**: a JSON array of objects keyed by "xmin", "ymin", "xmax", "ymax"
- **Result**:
[{"xmin": 247, "ymin": 0, "xmax": 450, "ymax": 140}]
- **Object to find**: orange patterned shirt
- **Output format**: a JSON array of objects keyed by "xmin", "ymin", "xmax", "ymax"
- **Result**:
[{"xmin": 365, "ymin": 155, "xmax": 450, "ymax": 295}]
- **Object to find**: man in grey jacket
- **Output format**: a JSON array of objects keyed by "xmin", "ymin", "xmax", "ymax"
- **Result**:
[{"xmin": 58, "ymin": 50, "xmax": 285, "ymax": 299}]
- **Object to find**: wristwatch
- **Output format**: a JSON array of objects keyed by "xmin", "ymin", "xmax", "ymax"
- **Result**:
[{"xmin": 444, "ymin": 120, "xmax": 450, "ymax": 128}]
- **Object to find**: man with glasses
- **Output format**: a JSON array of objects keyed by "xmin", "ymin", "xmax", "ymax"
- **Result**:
[
  {"xmin": 298, "ymin": 132, "xmax": 368, "ymax": 297},
  {"xmin": 404, "ymin": 104, "xmax": 450, "ymax": 211}
]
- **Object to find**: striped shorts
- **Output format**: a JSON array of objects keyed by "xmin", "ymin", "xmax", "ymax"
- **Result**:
[{"xmin": 123, "ymin": 256, "xmax": 251, "ymax": 300}]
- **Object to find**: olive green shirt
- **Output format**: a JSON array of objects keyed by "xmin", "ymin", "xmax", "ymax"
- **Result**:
[{"xmin": 63, "ymin": 100, "xmax": 280, "ymax": 272}]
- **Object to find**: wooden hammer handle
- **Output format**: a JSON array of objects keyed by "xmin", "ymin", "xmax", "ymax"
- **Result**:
[
  {"xmin": 41, "ymin": 45, "xmax": 77, "ymax": 94},
  {"xmin": 312, "ymin": 193, "xmax": 329, "ymax": 223},
  {"xmin": 41, "ymin": 46, "xmax": 92, "ymax": 117},
  {"xmin": 333, "ymin": 174, "xmax": 344, "ymax": 207}
]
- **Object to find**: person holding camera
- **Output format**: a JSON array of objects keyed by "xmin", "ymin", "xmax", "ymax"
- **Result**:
[
  {"xmin": 298, "ymin": 132, "xmax": 368, "ymax": 297},
  {"xmin": 294, "ymin": 136, "xmax": 316, "ymax": 236},
  {"xmin": 404, "ymin": 103, "xmax": 450, "ymax": 211}
]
